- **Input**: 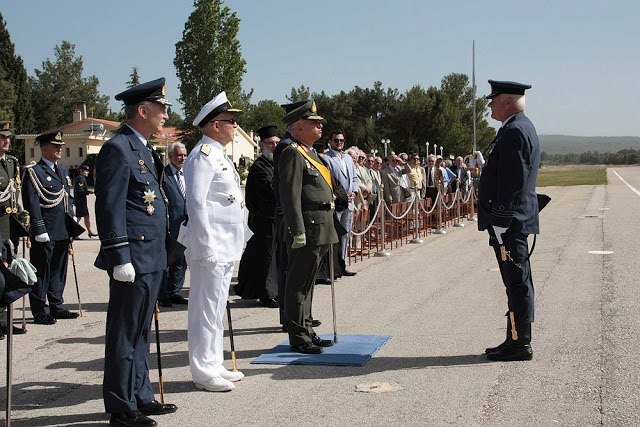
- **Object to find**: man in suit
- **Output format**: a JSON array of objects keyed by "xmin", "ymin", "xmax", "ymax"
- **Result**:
[
  {"xmin": 478, "ymin": 80, "xmax": 540, "ymax": 362},
  {"xmin": 278, "ymin": 100, "xmax": 338, "ymax": 354},
  {"xmin": 158, "ymin": 142, "xmax": 189, "ymax": 308},
  {"xmin": 22, "ymin": 130, "xmax": 79, "ymax": 325},
  {"xmin": 323, "ymin": 131, "xmax": 359, "ymax": 275},
  {"xmin": 424, "ymin": 154, "xmax": 444, "ymax": 204},
  {"xmin": 380, "ymin": 153, "xmax": 411, "ymax": 205},
  {"xmin": 235, "ymin": 125, "xmax": 279, "ymax": 308},
  {"xmin": 95, "ymin": 78, "xmax": 177, "ymax": 426},
  {"xmin": 180, "ymin": 92, "xmax": 249, "ymax": 392},
  {"xmin": 407, "ymin": 153, "xmax": 426, "ymax": 198}
]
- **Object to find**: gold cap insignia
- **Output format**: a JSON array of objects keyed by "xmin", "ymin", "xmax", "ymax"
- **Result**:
[
  {"xmin": 1, "ymin": 123, "xmax": 8, "ymax": 130},
  {"xmin": 55, "ymin": 132, "xmax": 62, "ymax": 141},
  {"xmin": 162, "ymin": 84, "xmax": 166, "ymax": 96}
]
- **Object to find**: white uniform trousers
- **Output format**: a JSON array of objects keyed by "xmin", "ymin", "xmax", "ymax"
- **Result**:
[{"xmin": 188, "ymin": 260, "xmax": 234, "ymax": 383}]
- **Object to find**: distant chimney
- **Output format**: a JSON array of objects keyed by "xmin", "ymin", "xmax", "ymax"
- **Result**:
[{"xmin": 73, "ymin": 109, "xmax": 83, "ymax": 122}]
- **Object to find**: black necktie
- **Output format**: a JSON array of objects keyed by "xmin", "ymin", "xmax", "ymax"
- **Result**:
[
  {"xmin": 0, "ymin": 158, "xmax": 7, "ymax": 173},
  {"xmin": 54, "ymin": 163, "xmax": 62, "ymax": 181}
]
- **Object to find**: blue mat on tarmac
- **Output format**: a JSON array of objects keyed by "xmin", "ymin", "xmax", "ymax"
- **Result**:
[{"xmin": 251, "ymin": 334, "xmax": 392, "ymax": 366}]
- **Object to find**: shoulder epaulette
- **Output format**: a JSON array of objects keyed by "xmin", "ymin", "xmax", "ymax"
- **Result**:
[{"xmin": 200, "ymin": 144, "xmax": 211, "ymax": 156}]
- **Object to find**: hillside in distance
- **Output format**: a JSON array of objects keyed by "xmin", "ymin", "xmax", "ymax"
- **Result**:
[{"xmin": 539, "ymin": 135, "xmax": 640, "ymax": 155}]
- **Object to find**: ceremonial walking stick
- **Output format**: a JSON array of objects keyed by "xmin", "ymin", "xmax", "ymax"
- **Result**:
[
  {"xmin": 6, "ymin": 302, "xmax": 14, "ymax": 427},
  {"xmin": 68, "ymin": 242, "xmax": 83, "ymax": 317},
  {"xmin": 329, "ymin": 244, "xmax": 338, "ymax": 343},
  {"xmin": 154, "ymin": 302, "xmax": 165, "ymax": 404},
  {"xmin": 21, "ymin": 237, "xmax": 28, "ymax": 332},
  {"xmin": 226, "ymin": 297, "xmax": 237, "ymax": 371}
]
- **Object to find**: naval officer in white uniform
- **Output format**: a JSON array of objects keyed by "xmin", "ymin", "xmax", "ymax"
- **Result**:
[{"xmin": 180, "ymin": 92, "xmax": 251, "ymax": 392}]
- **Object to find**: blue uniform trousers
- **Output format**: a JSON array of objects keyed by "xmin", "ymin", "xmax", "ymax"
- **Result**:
[
  {"xmin": 103, "ymin": 271, "xmax": 162, "ymax": 413},
  {"xmin": 490, "ymin": 228, "xmax": 535, "ymax": 324},
  {"xmin": 159, "ymin": 255, "xmax": 187, "ymax": 300},
  {"xmin": 29, "ymin": 239, "xmax": 70, "ymax": 317}
]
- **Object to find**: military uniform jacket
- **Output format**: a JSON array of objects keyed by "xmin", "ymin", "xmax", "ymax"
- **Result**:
[
  {"xmin": 162, "ymin": 164, "xmax": 188, "ymax": 238},
  {"xmin": 0, "ymin": 155, "xmax": 23, "ymax": 239},
  {"xmin": 180, "ymin": 136, "xmax": 250, "ymax": 262},
  {"xmin": 22, "ymin": 159, "xmax": 72, "ymax": 241},
  {"xmin": 478, "ymin": 112, "xmax": 540, "ymax": 234},
  {"xmin": 94, "ymin": 125, "xmax": 168, "ymax": 274},
  {"xmin": 278, "ymin": 141, "xmax": 338, "ymax": 246}
]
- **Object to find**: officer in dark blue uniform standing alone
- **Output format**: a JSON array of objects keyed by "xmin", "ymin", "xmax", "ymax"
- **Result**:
[
  {"xmin": 478, "ymin": 80, "xmax": 540, "ymax": 362},
  {"xmin": 95, "ymin": 78, "xmax": 177, "ymax": 426}
]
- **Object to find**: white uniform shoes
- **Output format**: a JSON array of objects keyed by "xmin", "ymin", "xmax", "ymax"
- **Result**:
[
  {"xmin": 219, "ymin": 367, "xmax": 244, "ymax": 382},
  {"xmin": 194, "ymin": 369, "xmax": 244, "ymax": 392},
  {"xmin": 195, "ymin": 377, "xmax": 235, "ymax": 392}
]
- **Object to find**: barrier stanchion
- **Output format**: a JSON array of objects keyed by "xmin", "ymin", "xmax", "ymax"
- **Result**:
[
  {"xmin": 454, "ymin": 183, "xmax": 464, "ymax": 228},
  {"xmin": 409, "ymin": 187, "xmax": 423, "ymax": 244},
  {"xmin": 434, "ymin": 180, "xmax": 446, "ymax": 235},
  {"xmin": 374, "ymin": 186, "xmax": 391, "ymax": 257},
  {"xmin": 467, "ymin": 171, "xmax": 477, "ymax": 222}
]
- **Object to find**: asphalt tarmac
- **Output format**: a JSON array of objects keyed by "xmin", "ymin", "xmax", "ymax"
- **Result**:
[{"xmin": 1, "ymin": 166, "xmax": 639, "ymax": 426}]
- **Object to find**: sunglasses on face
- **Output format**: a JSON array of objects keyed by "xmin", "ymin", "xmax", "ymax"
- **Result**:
[
  {"xmin": 332, "ymin": 138, "xmax": 345, "ymax": 143},
  {"xmin": 213, "ymin": 118, "xmax": 237, "ymax": 125}
]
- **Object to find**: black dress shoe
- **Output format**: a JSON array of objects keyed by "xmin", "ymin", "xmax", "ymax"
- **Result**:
[
  {"xmin": 170, "ymin": 295, "xmax": 188, "ymax": 305},
  {"xmin": 281, "ymin": 324, "xmax": 287, "ymax": 332},
  {"xmin": 110, "ymin": 410, "xmax": 157, "ymax": 426},
  {"xmin": 159, "ymin": 298, "xmax": 173, "ymax": 308},
  {"xmin": 485, "ymin": 339, "xmax": 510, "ymax": 354},
  {"xmin": 290, "ymin": 342, "xmax": 323, "ymax": 354},
  {"xmin": 259, "ymin": 298, "xmax": 279, "ymax": 308},
  {"xmin": 311, "ymin": 334, "xmax": 334, "ymax": 347},
  {"xmin": 1, "ymin": 326, "xmax": 27, "ymax": 335},
  {"xmin": 52, "ymin": 310, "xmax": 79, "ymax": 319},
  {"xmin": 310, "ymin": 319, "xmax": 322, "ymax": 327},
  {"xmin": 88, "ymin": 233, "xmax": 99, "ymax": 238},
  {"xmin": 342, "ymin": 270, "xmax": 357, "ymax": 277},
  {"xmin": 487, "ymin": 343, "xmax": 533, "ymax": 361},
  {"xmin": 138, "ymin": 400, "xmax": 178, "ymax": 416},
  {"xmin": 33, "ymin": 315, "xmax": 57, "ymax": 325},
  {"xmin": 315, "ymin": 278, "xmax": 331, "ymax": 285}
]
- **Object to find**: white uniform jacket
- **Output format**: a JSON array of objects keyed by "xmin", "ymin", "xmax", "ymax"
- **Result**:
[{"xmin": 180, "ymin": 136, "xmax": 251, "ymax": 262}]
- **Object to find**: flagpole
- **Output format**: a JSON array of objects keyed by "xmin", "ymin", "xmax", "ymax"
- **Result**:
[{"xmin": 472, "ymin": 40, "xmax": 477, "ymax": 153}]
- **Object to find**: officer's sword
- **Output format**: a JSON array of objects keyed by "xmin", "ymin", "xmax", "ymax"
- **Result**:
[
  {"xmin": 329, "ymin": 244, "xmax": 338, "ymax": 343},
  {"xmin": 153, "ymin": 302, "xmax": 165, "ymax": 403},
  {"xmin": 226, "ymin": 296, "xmax": 238, "ymax": 371},
  {"xmin": 5, "ymin": 302, "xmax": 14, "ymax": 427},
  {"xmin": 68, "ymin": 242, "xmax": 83, "ymax": 316}
]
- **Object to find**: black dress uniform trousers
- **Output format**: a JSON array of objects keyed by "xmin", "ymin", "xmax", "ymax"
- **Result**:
[{"xmin": 29, "ymin": 239, "xmax": 70, "ymax": 317}]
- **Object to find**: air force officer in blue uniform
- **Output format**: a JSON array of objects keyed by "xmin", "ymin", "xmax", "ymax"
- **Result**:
[
  {"xmin": 478, "ymin": 80, "xmax": 540, "ymax": 362},
  {"xmin": 22, "ymin": 130, "xmax": 79, "ymax": 325},
  {"xmin": 95, "ymin": 78, "xmax": 177, "ymax": 426}
]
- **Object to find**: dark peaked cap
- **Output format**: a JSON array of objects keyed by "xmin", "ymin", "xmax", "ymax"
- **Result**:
[
  {"xmin": 115, "ymin": 77, "xmax": 172, "ymax": 106},
  {"xmin": 281, "ymin": 99, "xmax": 323, "ymax": 126},
  {"xmin": 486, "ymin": 80, "xmax": 532, "ymax": 99},
  {"xmin": 257, "ymin": 125, "xmax": 279, "ymax": 141},
  {"xmin": 36, "ymin": 130, "xmax": 65, "ymax": 146},
  {"xmin": 0, "ymin": 121, "xmax": 12, "ymax": 136}
]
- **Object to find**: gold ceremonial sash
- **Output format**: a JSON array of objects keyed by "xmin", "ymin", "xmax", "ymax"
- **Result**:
[{"xmin": 296, "ymin": 145, "xmax": 333, "ymax": 190}]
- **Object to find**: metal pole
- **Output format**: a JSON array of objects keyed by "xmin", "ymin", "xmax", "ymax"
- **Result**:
[
  {"xmin": 454, "ymin": 183, "xmax": 465, "ymax": 228},
  {"xmin": 468, "ymin": 176, "xmax": 477, "ymax": 222},
  {"xmin": 472, "ymin": 41, "xmax": 477, "ymax": 153},
  {"xmin": 409, "ymin": 187, "xmax": 423, "ymax": 244},
  {"xmin": 5, "ymin": 303, "xmax": 13, "ymax": 427},
  {"xmin": 375, "ymin": 185, "xmax": 391, "ymax": 257},
  {"xmin": 68, "ymin": 243, "xmax": 83, "ymax": 317},
  {"xmin": 153, "ymin": 303, "xmax": 165, "ymax": 403},
  {"xmin": 329, "ymin": 244, "xmax": 338, "ymax": 343},
  {"xmin": 21, "ymin": 238, "xmax": 28, "ymax": 332},
  {"xmin": 226, "ymin": 297, "xmax": 237, "ymax": 371},
  {"xmin": 434, "ymin": 181, "xmax": 447, "ymax": 235}
]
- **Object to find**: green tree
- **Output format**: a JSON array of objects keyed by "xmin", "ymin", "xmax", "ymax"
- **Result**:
[
  {"xmin": 127, "ymin": 66, "xmax": 141, "ymax": 88},
  {"xmin": 174, "ymin": 0, "xmax": 248, "ymax": 149},
  {"xmin": 29, "ymin": 41, "xmax": 110, "ymax": 131},
  {"xmin": 0, "ymin": 67, "xmax": 16, "ymax": 120},
  {"xmin": 164, "ymin": 106, "xmax": 184, "ymax": 127},
  {"xmin": 239, "ymin": 99, "xmax": 285, "ymax": 135},
  {"xmin": 286, "ymin": 84, "xmax": 311, "ymax": 102}
]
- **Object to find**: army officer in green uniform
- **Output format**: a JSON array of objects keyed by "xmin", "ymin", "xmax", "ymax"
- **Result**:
[{"xmin": 278, "ymin": 100, "xmax": 338, "ymax": 354}]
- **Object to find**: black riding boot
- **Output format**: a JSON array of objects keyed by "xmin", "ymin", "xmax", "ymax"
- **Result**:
[{"xmin": 485, "ymin": 313, "xmax": 512, "ymax": 354}]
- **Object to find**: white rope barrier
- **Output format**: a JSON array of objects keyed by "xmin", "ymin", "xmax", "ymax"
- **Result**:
[
  {"xmin": 383, "ymin": 193, "xmax": 416, "ymax": 220},
  {"xmin": 350, "ymin": 195, "xmax": 385, "ymax": 237},
  {"xmin": 419, "ymin": 191, "xmax": 440, "ymax": 215},
  {"xmin": 441, "ymin": 188, "xmax": 459, "ymax": 210}
]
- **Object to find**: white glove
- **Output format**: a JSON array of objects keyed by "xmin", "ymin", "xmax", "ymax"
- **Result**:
[
  {"xmin": 35, "ymin": 233, "xmax": 50, "ymax": 243},
  {"xmin": 492, "ymin": 225, "xmax": 508, "ymax": 245},
  {"xmin": 113, "ymin": 263, "xmax": 136, "ymax": 282},
  {"xmin": 200, "ymin": 255, "xmax": 217, "ymax": 269}
]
